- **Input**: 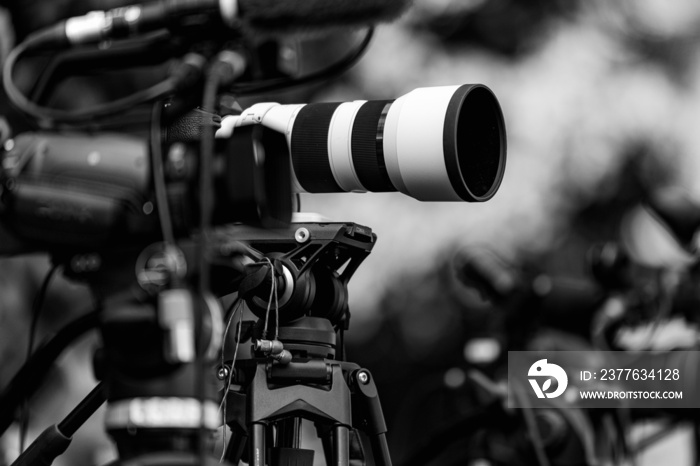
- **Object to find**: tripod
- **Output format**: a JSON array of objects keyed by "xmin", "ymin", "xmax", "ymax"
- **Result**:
[
  {"xmin": 3, "ymin": 221, "xmax": 391, "ymax": 466},
  {"xmin": 219, "ymin": 221, "xmax": 391, "ymax": 466},
  {"xmin": 222, "ymin": 316, "xmax": 390, "ymax": 466}
]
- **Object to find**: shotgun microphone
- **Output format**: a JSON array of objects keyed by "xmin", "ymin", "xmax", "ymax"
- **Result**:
[
  {"xmin": 236, "ymin": 0, "xmax": 412, "ymax": 31},
  {"xmin": 33, "ymin": 0, "xmax": 412, "ymax": 47}
]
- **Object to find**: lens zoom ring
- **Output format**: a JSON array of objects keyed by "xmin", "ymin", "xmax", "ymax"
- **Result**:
[
  {"xmin": 351, "ymin": 101, "xmax": 395, "ymax": 192},
  {"xmin": 291, "ymin": 103, "xmax": 343, "ymax": 193}
]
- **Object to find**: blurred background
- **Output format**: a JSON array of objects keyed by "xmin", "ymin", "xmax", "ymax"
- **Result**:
[
  {"xmin": 306, "ymin": 0, "xmax": 700, "ymax": 327},
  {"xmin": 4, "ymin": 0, "xmax": 700, "ymax": 464}
]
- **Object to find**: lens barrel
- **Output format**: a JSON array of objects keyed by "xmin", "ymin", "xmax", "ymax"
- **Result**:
[{"xmin": 288, "ymin": 84, "xmax": 506, "ymax": 202}]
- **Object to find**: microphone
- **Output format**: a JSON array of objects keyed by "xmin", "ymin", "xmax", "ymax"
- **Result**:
[
  {"xmin": 63, "ymin": 0, "xmax": 219, "ymax": 45},
  {"xmin": 237, "ymin": 0, "xmax": 412, "ymax": 31},
  {"xmin": 32, "ymin": 0, "xmax": 412, "ymax": 48}
]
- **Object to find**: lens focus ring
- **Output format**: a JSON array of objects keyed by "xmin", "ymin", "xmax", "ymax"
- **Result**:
[{"xmin": 290, "ymin": 103, "xmax": 343, "ymax": 193}]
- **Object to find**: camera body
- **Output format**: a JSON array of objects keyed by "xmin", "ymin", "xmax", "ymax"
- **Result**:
[{"xmin": 0, "ymin": 124, "xmax": 292, "ymax": 253}]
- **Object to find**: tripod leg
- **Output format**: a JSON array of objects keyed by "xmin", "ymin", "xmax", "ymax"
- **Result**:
[
  {"xmin": 224, "ymin": 424, "xmax": 248, "ymax": 465},
  {"xmin": 333, "ymin": 425, "xmax": 350, "ymax": 466},
  {"xmin": 316, "ymin": 423, "xmax": 335, "ymax": 466},
  {"xmin": 250, "ymin": 422, "xmax": 266, "ymax": 466},
  {"xmin": 277, "ymin": 418, "xmax": 302, "ymax": 448},
  {"xmin": 370, "ymin": 434, "xmax": 392, "ymax": 466},
  {"xmin": 11, "ymin": 383, "xmax": 106, "ymax": 466},
  {"xmin": 351, "ymin": 369, "xmax": 392, "ymax": 466}
]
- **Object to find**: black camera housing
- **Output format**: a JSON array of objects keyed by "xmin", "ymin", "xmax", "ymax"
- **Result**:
[{"xmin": 0, "ymin": 123, "xmax": 292, "ymax": 253}]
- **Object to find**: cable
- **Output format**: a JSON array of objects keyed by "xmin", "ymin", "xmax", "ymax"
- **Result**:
[
  {"xmin": 194, "ymin": 66, "xmax": 222, "ymax": 466},
  {"xmin": 0, "ymin": 309, "xmax": 100, "ymax": 437},
  {"xmin": 219, "ymin": 297, "xmax": 243, "ymax": 461},
  {"xmin": 4, "ymin": 27, "xmax": 371, "ymax": 124},
  {"xmin": 28, "ymin": 31, "xmax": 176, "ymax": 105},
  {"xmin": 198, "ymin": 67, "xmax": 221, "ymax": 295},
  {"xmin": 261, "ymin": 258, "xmax": 277, "ymax": 340},
  {"xmin": 19, "ymin": 262, "xmax": 61, "ymax": 452},
  {"xmin": 25, "ymin": 263, "xmax": 61, "ymax": 367},
  {"xmin": 197, "ymin": 51, "xmax": 244, "ymax": 292},
  {"xmin": 231, "ymin": 28, "xmax": 374, "ymax": 95},
  {"xmin": 2, "ymin": 34, "xmax": 178, "ymax": 124},
  {"xmin": 272, "ymin": 263, "xmax": 279, "ymax": 341},
  {"xmin": 150, "ymin": 101, "xmax": 177, "ymax": 247},
  {"xmin": 197, "ymin": 52, "xmax": 244, "ymax": 466}
]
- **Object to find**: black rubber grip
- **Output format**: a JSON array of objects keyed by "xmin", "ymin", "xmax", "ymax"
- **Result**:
[
  {"xmin": 290, "ymin": 103, "xmax": 343, "ymax": 193},
  {"xmin": 351, "ymin": 100, "xmax": 395, "ymax": 192}
]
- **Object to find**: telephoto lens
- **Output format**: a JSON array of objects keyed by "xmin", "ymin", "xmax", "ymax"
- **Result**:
[{"xmin": 220, "ymin": 84, "xmax": 507, "ymax": 202}]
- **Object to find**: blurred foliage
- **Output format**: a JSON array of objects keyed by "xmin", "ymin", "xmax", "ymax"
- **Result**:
[{"xmin": 408, "ymin": 0, "xmax": 582, "ymax": 57}]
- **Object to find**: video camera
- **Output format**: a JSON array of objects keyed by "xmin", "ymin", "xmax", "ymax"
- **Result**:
[{"xmin": 0, "ymin": 82, "xmax": 504, "ymax": 251}]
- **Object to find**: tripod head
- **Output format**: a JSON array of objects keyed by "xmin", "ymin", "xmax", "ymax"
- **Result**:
[
  {"xmin": 210, "ymin": 222, "xmax": 390, "ymax": 466},
  {"xmin": 236, "ymin": 221, "xmax": 375, "ymax": 328}
]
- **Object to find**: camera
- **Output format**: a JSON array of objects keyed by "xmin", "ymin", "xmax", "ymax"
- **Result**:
[
  {"xmin": 219, "ymin": 84, "xmax": 506, "ymax": 201},
  {"xmin": 0, "ymin": 123, "xmax": 292, "ymax": 251},
  {"xmin": 0, "ymin": 87, "xmax": 505, "ymax": 252}
]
